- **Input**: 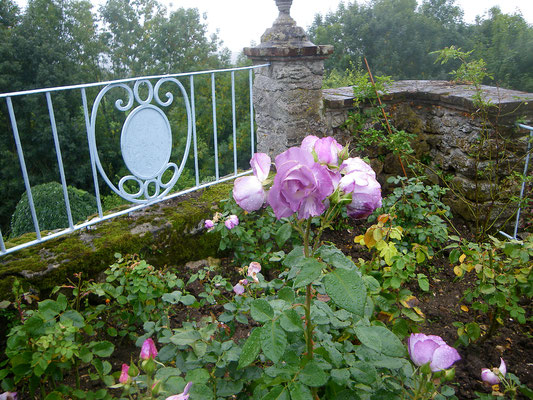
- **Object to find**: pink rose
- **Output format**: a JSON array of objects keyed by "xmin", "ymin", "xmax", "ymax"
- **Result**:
[
  {"xmin": 268, "ymin": 147, "xmax": 334, "ymax": 220},
  {"xmin": 408, "ymin": 333, "xmax": 461, "ymax": 372},
  {"xmin": 233, "ymin": 176, "xmax": 266, "ymax": 212},
  {"xmin": 233, "ymin": 282, "xmax": 245, "ymax": 295},
  {"xmin": 119, "ymin": 364, "xmax": 130, "ymax": 384},
  {"xmin": 247, "ymin": 262, "xmax": 261, "ymax": 283},
  {"xmin": 225, "ymin": 215, "xmax": 239, "ymax": 230},
  {"xmin": 301, "ymin": 135, "xmax": 343, "ymax": 166},
  {"xmin": 233, "ymin": 153, "xmax": 271, "ymax": 212},
  {"xmin": 140, "ymin": 338, "xmax": 158, "ymax": 360}
]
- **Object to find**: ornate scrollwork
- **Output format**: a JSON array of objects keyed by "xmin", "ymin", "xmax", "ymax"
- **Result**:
[{"xmin": 88, "ymin": 77, "xmax": 192, "ymax": 203}]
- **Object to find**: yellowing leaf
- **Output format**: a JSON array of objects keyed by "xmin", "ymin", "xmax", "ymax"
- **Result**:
[
  {"xmin": 377, "ymin": 214, "xmax": 390, "ymax": 223},
  {"xmin": 453, "ymin": 266, "xmax": 463, "ymax": 277},
  {"xmin": 354, "ymin": 235, "xmax": 364, "ymax": 245},
  {"xmin": 373, "ymin": 228, "xmax": 383, "ymax": 242},
  {"xmin": 460, "ymin": 305, "xmax": 469, "ymax": 312},
  {"xmin": 459, "ymin": 253, "xmax": 466, "ymax": 263},
  {"xmin": 364, "ymin": 229, "xmax": 377, "ymax": 248},
  {"xmin": 414, "ymin": 307, "xmax": 425, "ymax": 318},
  {"xmin": 400, "ymin": 295, "xmax": 419, "ymax": 309}
]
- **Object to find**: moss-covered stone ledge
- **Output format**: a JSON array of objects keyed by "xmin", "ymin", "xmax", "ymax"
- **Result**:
[{"xmin": 0, "ymin": 183, "xmax": 233, "ymax": 301}]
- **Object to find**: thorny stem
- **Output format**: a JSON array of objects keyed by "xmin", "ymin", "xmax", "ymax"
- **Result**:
[{"xmin": 364, "ymin": 57, "xmax": 408, "ymax": 178}]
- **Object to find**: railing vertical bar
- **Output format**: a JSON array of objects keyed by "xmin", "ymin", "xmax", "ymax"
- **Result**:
[
  {"xmin": 81, "ymin": 88, "xmax": 103, "ymax": 218},
  {"xmin": 6, "ymin": 97, "xmax": 41, "ymax": 240},
  {"xmin": 231, "ymin": 71, "xmax": 238, "ymax": 176},
  {"xmin": 211, "ymin": 72, "xmax": 219, "ymax": 181},
  {"xmin": 0, "ymin": 228, "xmax": 6, "ymax": 253},
  {"xmin": 513, "ymin": 125, "xmax": 532, "ymax": 239},
  {"xmin": 46, "ymin": 92, "xmax": 74, "ymax": 230},
  {"xmin": 249, "ymin": 68, "xmax": 255, "ymax": 156},
  {"xmin": 190, "ymin": 75, "xmax": 200, "ymax": 187}
]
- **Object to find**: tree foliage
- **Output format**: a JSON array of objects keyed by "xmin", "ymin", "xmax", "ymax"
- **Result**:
[{"xmin": 309, "ymin": 0, "xmax": 533, "ymax": 91}]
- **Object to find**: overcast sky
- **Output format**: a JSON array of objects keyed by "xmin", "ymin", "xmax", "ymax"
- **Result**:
[
  {"xmin": 12, "ymin": 0, "xmax": 533, "ymax": 54},
  {"xmin": 169, "ymin": 0, "xmax": 533, "ymax": 53}
]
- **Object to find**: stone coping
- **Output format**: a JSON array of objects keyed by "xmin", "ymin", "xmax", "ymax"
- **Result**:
[
  {"xmin": 323, "ymin": 80, "xmax": 533, "ymax": 118},
  {"xmin": 244, "ymin": 44, "xmax": 334, "ymax": 61}
]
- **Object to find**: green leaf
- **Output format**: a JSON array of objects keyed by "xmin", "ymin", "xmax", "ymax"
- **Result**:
[
  {"xmin": 216, "ymin": 380, "xmax": 243, "ymax": 397},
  {"xmin": 162, "ymin": 291, "xmax": 182, "ymax": 304},
  {"xmin": 288, "ymin": 382, "xmax": 313, "ymax": 400},
  {"xmin": 260, "ymin": 321, "xmax": 287, "ymax": 363},
  {"xmin": 170, "ymin": 330, "xmax": 201, "ymax": 346},
  {"xmin": 60, "ymin": 310, "xmax": 85, "ymax": 328},
  {"xmin": 90, "ymin": 341, "xmax": 114, "ymax": 358},
  {"xmin": 318, "ymin": 244, "xmax": 357, "ymax": 270},
  {"xmin": 354, "ymin": 326, "xmax": 405, "ymax": 357},
  {"xmin": 180, "ymin": 295, "xmax": 196, "ymax": 306},
  {"xmin": 449, "ymin": 249, "xmax": 460, "ymax": 264},
  {"xmin": 417, "ymin": 274, "xmax": 429, "ymax": 292},
  {"xmin": 185, "ymin": 368, "xmax": 210, "ymax": 384},
  {"xmin": 280, "ymin": 309, "xmax": 303, "ymax": 332},
  {"xmin": 330, "ymin": 368, "xmax": 350, "ymax": 386},
  {"xmin": 293, "ymin": 258, "xmax": 324, "ymax": 289},
  {"xmin": 238, "ymin": 328, "xmax": 262, "ymax": 369},
  {"xmin": 324, "ymin": 269, "xmax": 366, "ymax": 315},
  {"xmin": 251, "ymin": 299, "xmax": 274, "ymax": 323},
  {"xmin": 277, "ymin": 287, "xmax": 295, "ymax": 303},
  {"xmin": 275, "ymin": 223, "xmax": 292, "ymax": 248},
  {"xmin": 38, "ymin": 299, "xmax": 63, "ymax": 320},
  {"xmin": 299, "ymin": 360, "xmax": 327, "ymax": 387},
  {"xmin": 350, "ymin": 361, "xmax": 377, "ymax": 385},
  {"xmin": 283, "ymin": 246, "xmax": 305, "ymax": 268},
  {"xmin": 262, "ymin": 386, "xmax": 290, "ymax": 400}
]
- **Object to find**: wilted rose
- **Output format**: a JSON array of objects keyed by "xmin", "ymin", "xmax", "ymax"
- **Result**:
[{"xmin": 481, "ymin": 358, "xmax": 507, "ymax": 385}]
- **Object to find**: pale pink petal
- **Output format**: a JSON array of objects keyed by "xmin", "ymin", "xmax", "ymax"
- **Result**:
[
  {"xmin": 233, "ymin": 176, "xmax": 266, "ymax": 211},
  {"xmin": 430, "ymin": 345, "xmax": 461, "ymax": 372},
  {"xmin": 481, "ymin": 368, "xmax": 500, "ymax": 385},
  {"xmin": 251, "ymin": 153, "xmax": 271, "ymax": 182},
  {"xmin": 498, "ymin": 358, "xmax": 507, "ymax": 376}
]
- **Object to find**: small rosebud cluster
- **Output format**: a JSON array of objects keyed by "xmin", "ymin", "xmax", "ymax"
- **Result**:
[
  {"xmin": 113, "ymin": 338, "xmax": 192, "ymax": 399},
  {"xmin": 233, "ymin": 262, "xmax": 262, "ymax": 295},
  {"xmin": 204, "ymin": 212, "xmax": 239, "ymax": 231}
]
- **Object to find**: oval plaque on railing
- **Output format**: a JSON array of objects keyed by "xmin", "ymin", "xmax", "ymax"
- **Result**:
[{"xmin": 121, "ymin": 105, "xmax": 172, "ymax": 180}]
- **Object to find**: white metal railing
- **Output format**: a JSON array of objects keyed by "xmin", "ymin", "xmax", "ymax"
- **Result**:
[
  {"xmin": 0, "ymin": 64, "xmax": 269, "ymax": 256},
  {"xmin": 499, "ymin": 123, "xmax": 533, "ymax": 240}
]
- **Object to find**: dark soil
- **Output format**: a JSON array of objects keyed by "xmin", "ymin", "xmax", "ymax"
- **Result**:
[{"xmin": 2, "ymin": 219, "xmax": 531, "ymax": 399}]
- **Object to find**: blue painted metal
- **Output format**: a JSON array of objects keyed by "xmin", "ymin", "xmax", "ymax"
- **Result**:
[
  {"xmin": 46, "ymin": 92, "xmax": 74, "ymax": 230},
  {"xmin": 190, "ymin": 75, "xmax": 200, "ymax": 187},
  {"xmin": 249, "ymin": 69, "xmax": 255, "ymax": 156},
  {"xmin": 212, "ymin": 73, "xmax": 219, "ymax": 181},
  {"xmin": 499, "ymin": 123, "xmax": 533, "ymax": 241},
  {"xmin": 231, "ymin": 71, "xmax": 238, "ymax": 176},
  {"xmin": 6, "ymin": 97, "xmax": 41, "ymax": 240},
  {"xmin": 0, "ymin": 64, "xmax": 269, "ymax": 257}
]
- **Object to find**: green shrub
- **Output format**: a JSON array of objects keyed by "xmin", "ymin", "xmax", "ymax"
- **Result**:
[{"xmin": 10, "ymin": 182, "xmax": 97, "ymax": 237}]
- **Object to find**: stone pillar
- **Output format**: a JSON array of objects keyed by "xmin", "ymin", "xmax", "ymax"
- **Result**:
[{"xmin": 244, "ymin": 0, "xmax": 333, "ymax": 157}]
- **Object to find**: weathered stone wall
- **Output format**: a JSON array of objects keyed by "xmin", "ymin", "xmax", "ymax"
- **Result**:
[{"xmin": 323, "ymin": 80, "xmax": 533, "ymax": 225}]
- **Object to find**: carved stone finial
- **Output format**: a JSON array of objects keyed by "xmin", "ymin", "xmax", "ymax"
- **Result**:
[{"xmin": 276, "ymin": 0, "xmax": 292, "ymax": 16}]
